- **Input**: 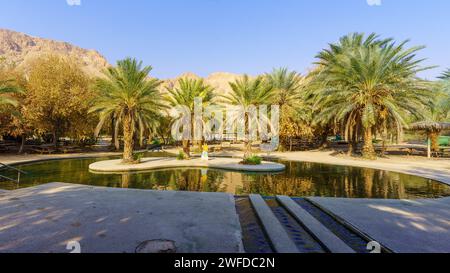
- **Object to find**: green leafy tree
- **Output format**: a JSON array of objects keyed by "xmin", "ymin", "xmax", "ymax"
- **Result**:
[
  {"xmin": 23, "ymin": 55, "xmax": 95, "ymax": 146},
  {"xmin": 165, "ymin": 78, "xmax": 215, "ymax": 157},
  {"xmin": 413, "ymin": 80, "xmax": 450, "ymax": 152},
  {"xmin": 90, "ymin": 58, "xmax": 165, "ymax": 163},
  {"xmin": 312, "ymin": 33, "xmax": 432, "ymax": 159},
  {"xmin": 265, "ymin": 68, "xmax": 313, "ymax": 150}
]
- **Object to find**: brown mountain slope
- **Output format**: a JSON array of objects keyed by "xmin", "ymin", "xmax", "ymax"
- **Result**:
[
  {"xmin": 0, "ymin": 28, "xmax": 242, "ymax": 93},
  {"xmin": 160, "ymin": 72, "xmax": 242, "ymax": 95},
  {"xmin": 0, "ymin": 28, "xmax": 109, "ymax": 77}
]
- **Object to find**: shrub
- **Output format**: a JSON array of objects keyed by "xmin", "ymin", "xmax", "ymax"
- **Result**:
[
  {"xmin": 241, "ymin": 155, "xmax": 262, "ymax": 165},
  {"xmin": 133, "ymin": 152, "xmax": 145, "ymax": 163},
  {"xmin": 151, "ymin": 139, "xmax": 161, "ymax": 146},
  {"xmin": 177, "ymin": 151, "xmax": 188, "ymax": 160}
]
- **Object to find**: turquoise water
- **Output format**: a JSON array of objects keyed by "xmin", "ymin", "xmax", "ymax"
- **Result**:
[{"xmin": 1, "ymin": 156, "xmax": 450, "ymax": 199}]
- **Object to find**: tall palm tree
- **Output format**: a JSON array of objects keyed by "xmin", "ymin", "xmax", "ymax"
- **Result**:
[
  {"xmin": 312, "ymin": 33, "xmax": 432, "ymax": 159},
  {"xmin": 412, "ymin": 80, "xmax": 450, "ymax": 153},
  {"xmin": 165, "ymin": 78, "xmax": 215, "ymax": 157},
  {"xmin": 222, "ymin": 75, "xmax": 275, "ymax": 157},
  {"xmin": 90, "ymin": 58, "xmax": 165, "ymax": 163},
  {"xmin": 265, "ymin": 68, "xmax": 312, "ymax": 150},
  {"xmin": 438, "ymin": 69, "xmax": 450, "ymax": 80},
  {"xmin": 265, "ymin": 68, "xmax": 303, "ymax": 111},
  {"xmin": 0, "ymin": 79, "xmax": 20, "ymax": 107}
]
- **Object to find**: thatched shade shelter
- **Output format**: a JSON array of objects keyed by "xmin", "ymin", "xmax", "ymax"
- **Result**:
[
  {"xmin": 410, "ymin": 122, "xmax": 450, "ymax": 132},
  {"xmin": 410, "ymin": 122, "xmax": 450, "ymax": 158}
]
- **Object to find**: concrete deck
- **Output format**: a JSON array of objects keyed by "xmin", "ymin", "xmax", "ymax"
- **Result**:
[
  {"xmin": 89, "ymin": 157, "xmax": 286, "ymax": 173},
  {"xmin": 0, "ymin": 183, "xmax": 244, "ymax": 253},
  {"xmin": 308, "ymin": 197, "xmax": 450, "ymax": 253}
]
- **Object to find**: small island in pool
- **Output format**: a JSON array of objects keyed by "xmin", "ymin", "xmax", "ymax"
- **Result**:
[{"xmin": 89, "ymin": 157, "xmax": 286, "ymax": 173}]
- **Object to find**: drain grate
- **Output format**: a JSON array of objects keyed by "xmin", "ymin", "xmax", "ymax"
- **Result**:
[
  {"xmin": 235, "ymin": 197, "xmax": 274, "ymax": 253},
  {"xmin": 265, "ymin": 198, "xmax": 325, "ymax": 253}
]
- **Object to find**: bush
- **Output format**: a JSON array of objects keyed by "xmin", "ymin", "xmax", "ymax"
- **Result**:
[
  {"xmin": 133, "ymin": 152, "xmax": 145, "ymax": 163},
  {"xmin": 151, "ymin": 139, "xmax": 161, "ymax": 146},
  {"xmin": 241, "ymin": 155, "xmax": 262, "ymax": 165},
  {"xmin": 177, "ymin": 151, "xmax": 188, "ymax": 160}
]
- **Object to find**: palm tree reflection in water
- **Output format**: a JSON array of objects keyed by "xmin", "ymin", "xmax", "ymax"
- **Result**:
[
  {"xmin": 7, "ymin": 158, "xmax": 450, "ymax": 199},
  {"xmin": 111, "ymin": 162, "xmax": 450, "ymax": 199}
]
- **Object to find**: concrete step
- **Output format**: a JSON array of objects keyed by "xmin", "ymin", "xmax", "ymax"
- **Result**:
[
  {"xmin": 248, "ymin": 194, "xmax": 299, "ymax": 253},
  {"xmin": 276, "ymin": 196, "xmax": 355, "ymax": 253}
]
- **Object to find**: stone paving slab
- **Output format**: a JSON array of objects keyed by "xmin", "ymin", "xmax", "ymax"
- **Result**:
[
  {"xmin": 89, "ymin": 157, "xmax": 286, "ymax": 173},
  {"xmin": 249, "ymin": 194, "xmax": 299, "ymax": 253},
  {"xmin": 308, "ymin": 197, "xmax": 450, "ymax": 253},
  {"xmin": 0, "ymin": 183, "xmax": 244, "ymax": 253},
  {"xmin": 276, "ymin": 196, "xmax": 355, "ymax": 253}
]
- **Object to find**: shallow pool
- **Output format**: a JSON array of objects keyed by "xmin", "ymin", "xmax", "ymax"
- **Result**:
[{"xmin": 1, "ymin": 156, "xmax": 450, "ymax": 199}]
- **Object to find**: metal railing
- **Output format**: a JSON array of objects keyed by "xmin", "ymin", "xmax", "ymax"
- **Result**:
[{"xmin": 0, "ymin": 162, "xmax": 27, "ymax": 183}]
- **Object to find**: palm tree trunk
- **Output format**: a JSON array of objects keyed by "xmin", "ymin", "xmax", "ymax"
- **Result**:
[
  {"xmin": 110, "ymin": 114, "xmax": 116, "ymax": 148},
  {"xmin": 319, "ymin": 126, "xmax": 330, "ymax": 149},
  {"xmin": 122, "ymin": 113, "xmax": 134, "ymax": 163},
  {"xmin": 182, "ymin": 140, "xmax": 190, "ymax": 157},
  {"xmin": 244, "ymin": 113, "xmax": 252, "ymax": 158},
  {"xmin": 347, "ymin": 142, "xmax": 353, "ymax": 156},
  {"xmin": 18, "ymin": 134, "xmax": 25, "ymax": 154},
  {"xmin": 244, "ymin": 141, "xmax": 252, "ymax": 158},
  {"xmin": 429, "ymin": 130, "xmax": 440, "ymax": 152},
  {"xmin": 114, "ymin": 121, "xmax": 120, "ymax": 151},
  {"xmin": 52, "ymin": 130, "xmax": 58, "ymax": 147},
  {"xmin": 363, "ymin": 128, "xmax": 376, "ymax": 159},
  {"xmin": 347, "ymin": 131, "xmax": 355, "ymax": 156}
]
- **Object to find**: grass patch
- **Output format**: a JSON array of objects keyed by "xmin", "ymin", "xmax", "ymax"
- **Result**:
[
  {"xmin": 240, "ymin": 155, "xmax": 262, "ymax": 165},
  {"xmin": 132, "ymin": 152, "xmax": 145, "ymax": 163},
  {"xmin": 177, "ymin": 151, "xmax": 189, "ymax": 160}
]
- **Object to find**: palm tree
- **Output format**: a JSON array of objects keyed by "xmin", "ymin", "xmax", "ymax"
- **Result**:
[
  {"xmin": 90, "ymin": 58, "xmax": 165, "ymax": 163},
  {"xmin": 149, "ymin": 114, "xmax": 173, "ymax": 145},
  {"xmin": 165, "ymin": 78, "xmax": 215, "ymax": 157},
  {"xmin": 0, "ymin": 79, "xmax": 20, "ymax": 107},
  {"xmin": 265, "ymin": 68, "xmax": 303, "ymax": 111},
  {"xmin": 411, "ymin": 80, "xmax": 450, "ymax": 153},
  {"xmin": 222, "ymin": 75, "xmax": 275, "ymax": 157},
  {"xmin": 439, "ymin": 69, "xmax": 450, "ymax": 80},
  {"xmin": 265, "ymin": 68, "xmax": 312, "ymax": 150},
  {"xmin": 312, "ymin": 33, "xmax": 432, "ymax": 159}
]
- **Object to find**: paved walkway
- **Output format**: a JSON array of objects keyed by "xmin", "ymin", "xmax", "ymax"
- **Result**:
[
  {"xmin": 0, "ymin": 183, "xmax": 243, "ymax": 253},
  {"xmin": 89, "ymin": 157, "xmax": 286, "ymax": 173},
  {"xmin": 308, "ymin": 197, "xmax": 450, "ymax": 253}
]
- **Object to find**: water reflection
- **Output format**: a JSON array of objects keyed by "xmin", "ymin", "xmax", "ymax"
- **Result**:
[{"xmin": 2, "ymin": 158, "xmax": 450, "ymax": 199}]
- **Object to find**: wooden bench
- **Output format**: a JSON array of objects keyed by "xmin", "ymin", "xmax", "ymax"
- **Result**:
[{"xmin": 29, "ymin": 145, "xmax": 58, "ymax": 155}]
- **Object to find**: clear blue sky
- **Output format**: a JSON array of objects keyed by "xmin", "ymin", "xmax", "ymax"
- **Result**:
[{"xmin": 0, "ymin": 0, "xmax": 449, "ymax": 79}]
